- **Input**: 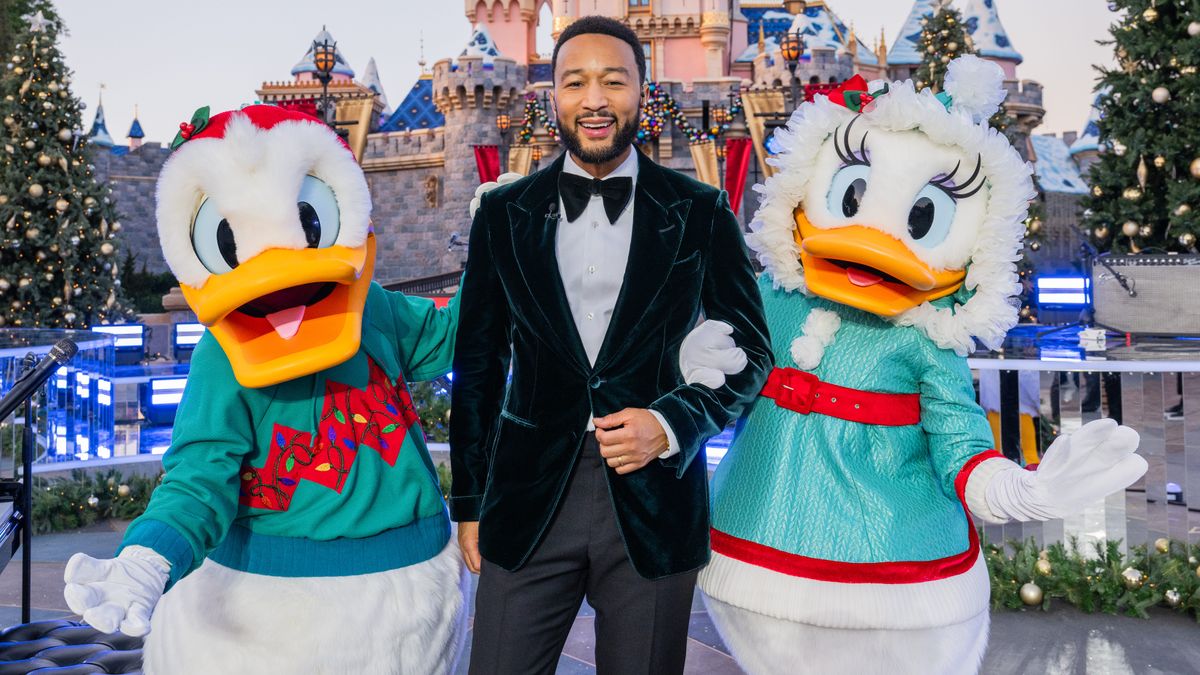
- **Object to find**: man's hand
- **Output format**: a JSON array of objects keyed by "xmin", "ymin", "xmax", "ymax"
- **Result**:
[
  {"xmin": 457, "ymin": 521, "xmax": 482, "ymax": 574},
  {"xmin": 593, "ymin": 408, "xmax": 669, "ymax": 475}
]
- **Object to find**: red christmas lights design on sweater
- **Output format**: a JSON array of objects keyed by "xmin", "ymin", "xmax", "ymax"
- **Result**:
[{"xmin": 238, "ymin": 358, "xmax": 421, "ymax": 511}]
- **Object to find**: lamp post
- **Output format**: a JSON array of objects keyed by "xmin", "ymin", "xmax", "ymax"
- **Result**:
[
  {"xmin": 496, "ymin": 113, "xmax": 511, "ymax": 172},
  {"xmin": 531, "ymin": 145, "xmax": 543, "ymax": 172},
  {"xmin": 312, "ymin": 36, "xmax": 338, "ymax": 128},
  {"xmin": 779, "ymin": 30, "xmax": 806, "ymax": 112}
]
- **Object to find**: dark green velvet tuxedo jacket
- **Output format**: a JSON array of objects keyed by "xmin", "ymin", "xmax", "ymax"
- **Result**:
[{"xmin": 449, "ymin": 150, "xmax": 772, "ymax": 579}]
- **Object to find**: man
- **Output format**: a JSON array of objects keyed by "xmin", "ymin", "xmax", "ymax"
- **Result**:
[{"xmin": 450, "ymin": 16, "xmax": 771, "ymax": 674}]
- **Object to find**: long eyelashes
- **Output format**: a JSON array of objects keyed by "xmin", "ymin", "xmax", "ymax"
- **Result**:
[
  {"xmin": 833, "ymin": 116, "xmax": 870, "ymax": 167},
  {"xmin": 932, "ymin": 154, "xmax": 985, "ymax": 200}
]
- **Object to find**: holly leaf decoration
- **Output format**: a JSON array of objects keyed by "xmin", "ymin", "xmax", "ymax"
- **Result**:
[{"xmin": 169, "ymin": 105, "xmax": 211, "ymax": 151}]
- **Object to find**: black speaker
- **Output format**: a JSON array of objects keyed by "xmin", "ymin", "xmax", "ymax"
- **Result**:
[{"xmin": 1091, "ymin": 254, "xmax": 1200, "ymax": 336}]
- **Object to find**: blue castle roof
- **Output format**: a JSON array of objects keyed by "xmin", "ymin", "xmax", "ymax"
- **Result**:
[
  {"xmin": 88, "ymin": 100, "xmax": 114, "ymax": 148},
  {"xmin": 960, "ymin": 0, "xmax": 1023, "ymax": 63},
  {"xmin": 737, "ymin": 6, "xmax": 877, "ymax": 66},
  {"xmin": 888, "ymin": 0, "xmax": 939, "ymax": 66},
  {"xmin": 378, "ymin": 77, "xmax": 444, "ymax": 132},
  {"xmin": 127, "ymin": 117, "xmax": 144, "ymax": 139},
  {"xmin": 1070, "ymin": 89, "xmax": 1106, "ymax": 156},
  {"xmin": 1031, "ymin": 135, "xmax": 1087, "ymax": 195}
]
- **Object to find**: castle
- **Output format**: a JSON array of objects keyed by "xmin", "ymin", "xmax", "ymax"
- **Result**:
[{"xmin": 90, "ymin": 0, "xmax": 1097, "ymax": 288}]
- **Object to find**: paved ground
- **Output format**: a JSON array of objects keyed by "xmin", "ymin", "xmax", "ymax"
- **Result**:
[{"xmin": 1, "ymin": 523, "xmax": 1197, "ymax": 674}]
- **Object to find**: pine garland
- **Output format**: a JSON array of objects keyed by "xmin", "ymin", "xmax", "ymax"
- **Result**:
[
  {"xmin": 985, "ymin": 535, "xmax": 1200, "ymax": 620},
  {"xmin": 30, "ymin": 469, "xmax": 161, "ymax": 534}
]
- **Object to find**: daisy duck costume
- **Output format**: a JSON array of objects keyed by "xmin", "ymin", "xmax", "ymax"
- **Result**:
[
  {"xmin": 694, "ymin": 57, "xmax": 1148, "ymax": 674},
  {"xmin": 61, "ymin": 106, "xmax": 468, "ymax": 674}
]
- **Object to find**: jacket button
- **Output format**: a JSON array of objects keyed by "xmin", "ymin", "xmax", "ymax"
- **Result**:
[{"xmin": 589, "ymin": 377, "xmax": 602, "ymax": 389}]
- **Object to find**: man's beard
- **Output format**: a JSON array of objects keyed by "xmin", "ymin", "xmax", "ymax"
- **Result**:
[{"xmin": 558, "ymin": 111, "xmax": 640, "ymax": 166}]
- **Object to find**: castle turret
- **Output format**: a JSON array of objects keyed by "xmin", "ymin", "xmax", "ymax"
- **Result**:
[
  {"xmin": 432, "ymin": 32, "xmax": 527, "ymax": 269},
  {"xmin": 87, "ymin": 92, "xmax": 114, "ymax": 148},
  {"xmin": 464, "ymin": 0, "xmax": 540, "ymax": 65},
  {"xmin": 127, "ymin": 106, "xmax": 144, "ymax": 151}
]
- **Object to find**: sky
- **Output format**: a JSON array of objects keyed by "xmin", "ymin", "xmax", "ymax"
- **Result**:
[{"xmin": 52, "ymin": 0, "xmax": 1117, "ymax": 145}]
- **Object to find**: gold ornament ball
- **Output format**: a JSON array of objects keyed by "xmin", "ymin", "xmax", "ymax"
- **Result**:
[
  {"xmin": 1019, "ymin": 306, "xmax": 1032, "ymax": 318},
  {"xmin": 43, "ymin": 273, "xmax": 53, "ymax": 282},
  {"xmin": 1113, "ymin": 141, "xmax": 1127, "ymax": 156},
  {"xmin": 47, "ymin": 81, "xmax": 59, "ymax": 92},
  {"xmin": 1121, "ymin": 567, "xmax": 1145, "ymax": 589},
  {"xmin": 1030, "ymin": 241, "xmax": 1041, "ymax": 251},
  {"xmin": 1190, "ymin": 157, "xmax": 1200, "ymax": 179},
  {"xmin": 36, "ymin": 153, "xmax": 51, "ymax": 167},
  {"xmin": 84, "ymin": 196, "xmax": 97, "ymax": 207},
  {"xmin": 54, "ymin": 198, "xmax": 68, "ymax": 212},
  {"xmin": 1190, "ymin": 21, "xmax": 1200, "ymax": 37},
  {"xmin": 1123, "ymin": 221, "xmax": 1141, "ymax": 237},
  {"xmin": 100, "ymin": 242, "xmax": 114, "ymax": 255},
  {"xmin": 22, "ymin": 140, "xmax": 35, "ymax": 150},
  {"xmin": 1035, "ymin": 559, "xmax": 1053, "ymax": 576},
  {"xmin": 1092, "ymin": 186, "xmax": 1104, "ymax": 197},
  {"xmin": 0, "ymin": 195, "xmax": 7, "ymax": 205},
  {"xmin": 1123, "ymin": 187, "xmax": 1143, "ymax": 201},
  {"xmin": 1195, "ymin": 565, "xmax": 1200, "ymax": 579},
  {"xmin": 1181, "ymin": 233, "xmax": 1197, "ymax": 247},
  {"xmin": 948, "ymin": 42, "xmax": 958, "ymax": 51},
  {"xmin": 18, "ymin": 278, "xmax": 30, "ymax": 288},
  {"xmin": 1154, "ymin": 155, "xmax": 1167, "ymax": 168},
  {"xmin": 2, "ymin": 116, "xmax": 12, "ymax": 126},
  {"xmin": 36, "ymin": 91, "xmax": 46, "ymax": 100},
  {"xmin": 1143, "ymin": 6, "xmax": 1158, "ymax": 21},
  {"xmin": 1152, "ymin": 86, "xmax": 1171, "ymax": 104},
  {"xmin": 117, "ymin": 484, "xmax": 130, "ymax": 497},
  {"xmin": 12, "ymin": 66, "xmax": 22, "ymax": 75},
  {"xmin": 1019, "ymin": 582, "xmax": 1043, "ymax": 606},
  {"xmin": 1092, "ymin": 226, "xmax": 1106, "ymax": 240},
  {"xmin": 24, "ymin": 228, "xmax": 38, "ymax": 239},
  {"xmin": 57, "ymin": 128, "xmax": 71, "ymax": 142},
  {"xmin": 27, "ymin": 183, "xmax": 44, "ymax": 198},
  {"xmin": 1155, "ymin": 537, "xmax": 1170, "ymax": 554},
  {"xmin": 1177, "ymin": 204, "xmax": 1193, "ymax": 216},
  {"xmin": 1165, "ymin": 589, "xmax": 1182, "ymax": 608},
  {"xmin": 1139, "ymin": 225, "xmax": 1153, "ymax": 238},
  {"xmin": 1029, "ymin": 219, "xmax": 1043, "ymax": 234}
]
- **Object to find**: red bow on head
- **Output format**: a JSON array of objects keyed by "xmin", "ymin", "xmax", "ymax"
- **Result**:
[{"xmin": 827, "ymin": 75, "xmax": 886, "ymax": 113}]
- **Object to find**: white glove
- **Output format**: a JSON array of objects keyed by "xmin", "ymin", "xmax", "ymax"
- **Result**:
[
  {"xmin": 469, "ymin": 172, "xmax": 524, "ymax": 220},
  {"xmin": 981, "ymin": 418, "xmax": 1146, "ymax": 522},
  {"xmin": 63, "ymin": 545, "xmax": 170, "ymax": 637},
  {"xmin": 679, "ymin": 320, "xmax": 748, "ymax": 389}
]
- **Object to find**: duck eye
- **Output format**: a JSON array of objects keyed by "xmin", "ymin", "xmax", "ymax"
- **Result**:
[
  {"xmin": 191, "ymin": 196, "xmax": 238, "ymax": 274},
  {"xmin": 826, "ymin": 164, "xmax": 871, "ymax": 220},
  {"xmin": 907, "ymin": 184, "xmax": 957, "ymax": 247},
  {"xmin": 297, "ymin": 176, "xmax": 340, "ymax": 249}
]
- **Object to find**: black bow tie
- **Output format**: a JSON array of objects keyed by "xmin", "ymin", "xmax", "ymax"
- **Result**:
[{"xmin": 558, "ymin": 172, "xmax": 633, "ymax": 224}]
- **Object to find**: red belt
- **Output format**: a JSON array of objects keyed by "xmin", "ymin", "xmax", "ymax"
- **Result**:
[{"xmin": 760, "ymin": 367, "xmax": 921, "ymax": 426}]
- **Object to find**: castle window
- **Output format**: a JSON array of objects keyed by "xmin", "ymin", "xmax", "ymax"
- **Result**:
[{"xmin": 629, "ymin": 0, "xmax": 651, "ymax": 10}]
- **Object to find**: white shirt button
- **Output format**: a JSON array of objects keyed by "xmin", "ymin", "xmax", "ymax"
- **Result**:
[
  {"xmin": 586, "ymin": 312, "xmax": 594, "ymax": 320},
  {"xmin": 588, "ymin": 265, "xmax": 596, "ymax": 274},
  {"xmin": 592, "ymin": 221, "xmax": 599, "ymax": 228}
]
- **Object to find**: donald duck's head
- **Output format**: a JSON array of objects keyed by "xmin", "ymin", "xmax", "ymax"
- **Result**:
[
  {"xmin": 155, "ymin": 105, "xmax": 374, "ymax": 388},
  {"xmin": 749, "ymin": 55, "xmax": 1035, "ymax": 355}
]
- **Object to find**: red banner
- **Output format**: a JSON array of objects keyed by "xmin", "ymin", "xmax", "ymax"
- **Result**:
[
  {"xmin": 473, "ymin": 145, "xmax": 500, "ymax": 184},
  {"xmin": 723, "ymin": 138, "xmax": 753, "ymax": 215}
]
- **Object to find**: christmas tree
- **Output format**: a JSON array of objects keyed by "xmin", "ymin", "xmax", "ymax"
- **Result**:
[
  {"xmin": 1080, "ymin": 0, "xmax": 1200, "ymax": 254},
  {"xmin": 915, "ymin": 3, "xmax": 972, "ymax": 93},
  {"xmin": 0, "ymin": 1, "xmax": 127, "ymax": 328}
]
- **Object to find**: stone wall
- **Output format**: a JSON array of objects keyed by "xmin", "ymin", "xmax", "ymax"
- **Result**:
[{"xmin": 92, "ymin": 143, "xmax": 171, "ymax": 275}]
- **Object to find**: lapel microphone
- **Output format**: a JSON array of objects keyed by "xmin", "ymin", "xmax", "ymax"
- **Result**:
[{"xmin": 547, "ymin": 202, "xmax": 560, "ymax": 223}]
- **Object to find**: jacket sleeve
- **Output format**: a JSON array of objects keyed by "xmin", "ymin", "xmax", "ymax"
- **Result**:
[
  {"xmin": 448, "ymin": 194, "xmax": 512, "ymax": 521},
  {"xmin": 650, "ymin": 191, "xmax": 773, "ymax": 477},
  {"xmin": 388, "ymin": 285, "xmax": 461, "ymax": 383},
  {"xmin": 117, "ymin": 334, "xmax": 255, "ymax": 588},
  {"xmin": 918, "ymin": 336, "xmax": 1000, "ymax": 499}
]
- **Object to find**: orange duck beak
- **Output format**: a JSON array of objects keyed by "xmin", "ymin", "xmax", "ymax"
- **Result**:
[
  {"xmin": 181, "ymin": 234, "xmax": 375, "ymax": 388},
  {"xmin": 793, "ymin": 209, "xmax": 965, "ymax": 317}
]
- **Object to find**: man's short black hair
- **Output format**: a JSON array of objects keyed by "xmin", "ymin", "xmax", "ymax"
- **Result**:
[{"xmin": 551, "ymin": 15, "xmax": 646, "ymax": 84}]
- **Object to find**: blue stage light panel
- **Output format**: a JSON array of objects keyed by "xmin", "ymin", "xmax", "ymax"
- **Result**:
[
  {"xmin": 174, "ymin": 322, "xmax": 206, "ymax": 348},
  {"xmin": 1035, "ymin": 276, "xmax": 1091, "ymax": 308},
  {"xmin": 92, "ymin": 324, "xmax": 146, "ymax": 351},
  {"xmin": 149, "ymin": 376, "xmax": 188, "ymax": 406}
]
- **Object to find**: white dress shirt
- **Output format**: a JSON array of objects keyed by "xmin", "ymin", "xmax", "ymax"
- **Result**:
[{"xmin": 556, "ymin": 150, "xmax": 680, "ymax": 458}]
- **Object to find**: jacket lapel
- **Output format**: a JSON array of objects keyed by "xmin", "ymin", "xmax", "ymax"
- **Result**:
[
  {"xmin": 508, "ymin": 156, "xmax": 591, "ymax": 372},
  {"xmin": 594, "ymin": 153, "xmax": 691, "ymax": 371}
]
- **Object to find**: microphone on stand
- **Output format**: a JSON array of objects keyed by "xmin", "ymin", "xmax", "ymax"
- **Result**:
[{"xmin": 0, "ymin": 339, "xmax": 78, "ymax": 421}]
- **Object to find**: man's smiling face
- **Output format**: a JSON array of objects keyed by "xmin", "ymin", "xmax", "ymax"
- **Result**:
[{"xmin": 552, "ymin": 32, "xmax": 643, "ymax": 167}]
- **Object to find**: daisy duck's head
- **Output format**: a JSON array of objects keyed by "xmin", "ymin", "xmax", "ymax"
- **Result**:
[{"xmin": 748, "ymin": 55, "xmax": 1036, "ymax": 355}]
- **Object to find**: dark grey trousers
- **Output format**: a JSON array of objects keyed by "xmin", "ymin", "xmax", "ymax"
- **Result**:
[{"xmin": 469, "ymin": 433, "xmax": 698, "ymax": 675}]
